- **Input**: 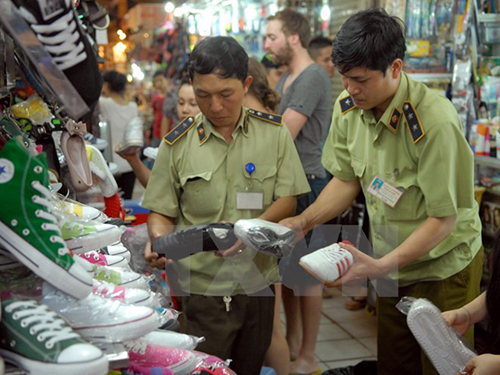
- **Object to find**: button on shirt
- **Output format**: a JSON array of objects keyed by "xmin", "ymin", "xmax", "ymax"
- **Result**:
[
  {"xmin": 142, "ymin": 107, "xmax": 310, "ymax": 295},
  {"xmin": 322, "ymin": 73, "xmax": 482, "ymax": 286}
]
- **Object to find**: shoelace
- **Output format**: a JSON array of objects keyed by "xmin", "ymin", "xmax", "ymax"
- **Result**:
[
  {"xmin": 5, "ymin": 300, "xmax": 80, "ymax": 348},
  {"xmin": 92, "ymin": 280, "xmax": 125, "ymax": 301},
  {"xmin": 18, "ymin": 5, "xmax": 87, "ymax": 70},
  {"xmin": 32, "ymin": 181, "xmax": 68, "ymax": 254},
  {"xmin": 124, "ymin": 340, "xmax": 148, "ymax": 355},
  {"xmin": 93, "ymin": 264, "xmax": 120, "ymax": 280},
  {"xmin": 84, "ymin": 251, "xmax": 104, "ymax": 262}
]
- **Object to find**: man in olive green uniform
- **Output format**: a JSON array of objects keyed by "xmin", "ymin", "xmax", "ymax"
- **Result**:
[
  {"xmin": 142, "ymin": 36, "xmax": 309, "ymax": 375},
  {"xmin": 282, "ymin": 9, "xmax": 482, "ymax": 375}
]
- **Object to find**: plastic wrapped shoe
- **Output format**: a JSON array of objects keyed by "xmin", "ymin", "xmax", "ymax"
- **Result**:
[
  {"xmin": 125, "ymin": 341, "xmax": 197, "ymax": 375},
  {"xmin": 92, "ymin": 264, "xmax": 148, "ymax": 290},
  {"xmin": 152, "ymin": 223, "xmax": 237, "ymax": 260},
  {"xmin": 405, "ymin": 298, "xmax": 476, "ymax": 375},
  {"xmin": 92, "ymin": 280, "xmax": 154, "ymax": 307},
  {"xmin": 80, "ymin": 250, "xmax": 128, "ymax": 268},
  {"xmin": 0, "ymin": 297, "xmax": 108, "ymax": 375},
  {"xmin": 102, "ymin": 241, "xmax": 131, "ymax": 262},
  {"xmin": 0, "ymin": 139, "xmax": 92, "ymax": 299},
  {"xmin": 299, "ymin": 243, "xmax": 354, "ymax": 284},
  {"xmin": 143, "ymin": 147, "xmax": 158, "ymax": 160},
  {"xmin": 53, "ymin": 194, "xmax": 108, "ymax": 222},
  {"xmin": 139, "ymin": 330, "xmax": 204, "ymax": 351},
  {"xmin": 42, "ymin": 283, "xmax": 159, "ymax": 343},
  {"xmin": 116, "ymin": 116, "xmax": 144, "ymax": 155},
  {"xmin": 234, "ymin": 219, "xmax": 296, "ymax": 258}
]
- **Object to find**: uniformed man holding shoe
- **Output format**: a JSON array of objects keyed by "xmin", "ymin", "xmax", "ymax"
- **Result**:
[
  {"xmin": 281, "ymin": 8, "xmax": 482, "ymax": 375},
  {"xmin": 142, "ymin": 36, "xmax": 310, "ymax": 375}
]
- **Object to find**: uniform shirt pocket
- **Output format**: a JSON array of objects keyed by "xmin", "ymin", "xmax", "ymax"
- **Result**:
[
  {"xmin": 383, "ymin": 169, "xmax": 425, "ymax": 222},
  {"xmin": 179, "ymin": 170, "xmax": 221, "ymax": 219}
]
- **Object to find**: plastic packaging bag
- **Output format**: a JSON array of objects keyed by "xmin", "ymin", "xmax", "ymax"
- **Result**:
[
  {"xmin": 234, "ymin": 219, "xmax": 296, "ymax": 258},
  {"xmin": 397, "ymin": 297, "xmax": 476, "ymax": 375}
]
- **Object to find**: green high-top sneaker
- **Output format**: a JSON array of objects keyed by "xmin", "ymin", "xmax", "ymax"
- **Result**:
[
  {"xmin": 0, "ymin": 139, "xmax": 92, "ymax": 299},
  {"xmin": 0, "ymin": 297, "xmax": 108, "ymax": 375}
]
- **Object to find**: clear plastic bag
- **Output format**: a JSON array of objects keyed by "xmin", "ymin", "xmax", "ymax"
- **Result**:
[
  {"xmin": 234, "ymin": 218, "xmax": 296, "ymax": 258},
  {"xmin": 397, "ymin": 297, "xmax": 476, "ymax": 375}
]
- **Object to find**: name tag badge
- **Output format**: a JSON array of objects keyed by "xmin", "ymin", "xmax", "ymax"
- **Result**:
[
  {"xmin": 367, "ymin": 176, "xmax": 403, "ymax": 208},
  {"xmin": 237, "ymin": 191, "xmax": 264, "ymax": 210}
]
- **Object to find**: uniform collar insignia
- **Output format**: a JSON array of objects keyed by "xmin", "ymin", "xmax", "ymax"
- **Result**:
[
  {"xmin": 197, "ymin": 122, "xmax": 208, "ymax": 144},
  {"xmin": 388, "ymin": 107, "xmax": 401, "ymax": 133}
]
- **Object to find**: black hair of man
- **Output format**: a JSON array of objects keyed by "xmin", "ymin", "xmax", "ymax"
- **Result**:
[
  {"xmin": 308, "ymin": 35, "xmax": 333, "ymax": 60},
  {"xmin": 188, "ymin": 36, "xmax": 248, "ymax": 83},
  {"xmin": 103, "ymin": 70, "xmax": 127, "ymax": 94},
  {"xmin": 153, "ymin": 70, "xmax": 166, "ymax": 79},
  {"xmin": 332, "ymin": 8, "xmax": 406, "ymax": 76}
]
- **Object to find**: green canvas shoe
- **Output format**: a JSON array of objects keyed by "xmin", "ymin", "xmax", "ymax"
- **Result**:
[
  {"xmin": 0, "ymin": 297, "xmax": 108, "ymax": 375},
  {"xmin": 0, "ymin": 139, "xmax": 92, "ymax": 299}
]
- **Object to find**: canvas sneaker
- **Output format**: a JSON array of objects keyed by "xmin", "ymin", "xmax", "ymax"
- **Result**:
[
  {"xmin": 86, "ymin": 145, "xmax": 118, "ymax": 198},
  {"xmin": 299, "ymin": 243, "xmax": 354, "ymax": 284},
  {"xmin": 12, "ymin": 0, "xmax": 102, "ymax": 108},
  {"xmin": 80, "ymin": 250, "xmax": 128, "ymax": 269},
  {"xmin": 59, "ymin": 217, "xmax": 123, "ymax": 254},
  {"xmin": 139, "ymin": 330, "xmax": 204, "ymax": 351},
  {"xmin": 41, "ymin": 283, "xmax": 159, "ymax": 343},
  {"xmin": 102, "ymin": 241, "xmax": 131, "ymax": 262},
  {"xmin": 143, "ymin": 147, "xmax": 158, "ymax": 160},
  {"xmin": 406, "ymin": 298, "xmax": 476, "ymax": 375},
  {"xmin": 83, "ymin": 133, "xmax": 107, "ymax": 151},
  {"xmin": 0, "ymin": 139, "xmax": 92, "ymax": 299},
  {"xmin": 92, "ymin": 280, "xmax": 154, "ymax": 307},
  {"xmin": 234, "ymin": 219, "xmax": 296, "ymax": 258},
  {"xmin": 92, "ymin": 264, "xmax": 148, "ymax": 290},
  {"xmin": 124, "ymin": 341, "xmax": 197, "ymax": 375},
  {"xmin": 0, "ymin": 297, "xmax": 108, "ymax": 375},
  {"xmin": 53, "ymin": 194, "xmax": 107, "ymax": 222},
  {"xmin": 152, "ymin": 223, "xmax": 237, "ymax": 260}
]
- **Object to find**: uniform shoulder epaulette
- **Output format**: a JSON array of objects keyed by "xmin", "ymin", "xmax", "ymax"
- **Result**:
[
  {"xmin": 247, "ymin": 108, "xmax": 282, "ymax": 126},
  {"xmin": 339, "ymin": 95, "xmax": 356, "ymax": 114},
  {"xmin": 402, "ymin": 101, "xmax": 425, "ymax": 144},
  {"xmin": 163, "ymin": 117, "xmax": 197, "ymax": 145}
]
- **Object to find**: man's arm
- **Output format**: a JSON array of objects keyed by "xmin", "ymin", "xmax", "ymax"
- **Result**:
[
  {"xmin": 282, "ymin": 108, "xmax": 308, "ymax": 140},
  {"xmin": 259, "ymin": 196, "xmax": 297, "ymax": 222},
  {"xmin": 333, "ymin": 214, "xmax": 457, "ymax": 286},
  {"xmin": 281, "ymin": 177, "xmax": 361, "ymax": 235},
  {"xmin": 118, "ymin": 153, "xmax": 151, "ymax": 188},
  {"xmin": 146, "ymin": 211, "xmax": 175, "ymax": 268}
]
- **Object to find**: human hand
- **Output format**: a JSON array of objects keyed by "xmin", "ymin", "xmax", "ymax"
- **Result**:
[
  {"xmin": 329, "ymin": 242, "xmax": 388, "ymax": 287},
  {"xmin": 215, "ymin": 238, "xmax": 246, "ymax": 257},
  {"xmin": 442, "ymin": 307, "xmax": 472, "ymax": 336},
  {"xmin": 144, "ymin": 240, "xmax": 171, "ymax": 269},
  {"xmin": 460, "ymin": 354, "xmax": 500, "ymax": 375},
  {"xmin": 279, "ymin": 215, "xmax": 308, "ymax": 241}
]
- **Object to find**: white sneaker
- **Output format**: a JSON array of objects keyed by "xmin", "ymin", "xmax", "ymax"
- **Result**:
[
  {"xmin": 407, "ymin": 298, "xmax": 476, "ymax": 375},
  {"xmin": 53, "ymin": 194, "xmax": 108, "ymax": 222},
  {"xmin": 92, "ymin": 264, "xmax": 148, "ymax": 290},
  {"xmin": 116, "ymin": 117, "xmax": 143, "ymax": 155},
  {"xmin": 143, "ymin": 147, "xmax": 158, "ymax": 160},
  {"xmin": 139, "ymin": 330, "xmax": 204, "ymax": 351},
  {"xmin": 92, "ymin": 280, "xmax": 154, "ymax": 307},
  {"xmin": 41, "ymin": 283, "xmax": 159, "ymax": 343},
  {"xmin": 80, "ymin": 251, "xmax": 129, "ymax": 269},
  {"xmin": 102, "ymin": 241, "xmax": 131, "ymax": 262},
  {"xmin": 299, "ymin": 243, "xmax": 354, "ymax": 284}
]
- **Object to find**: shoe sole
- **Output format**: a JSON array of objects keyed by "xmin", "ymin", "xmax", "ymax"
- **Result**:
[
  {"xmin": 0, "ymin": 221, "xmax": 92, "ymax": 299},
  {"xmin": 407, "ymin": 299, "xmax": 476, "ymax": 374},
  {"xmin": 66, "ymin": 227, "xmax": 122, "ymax": 254},
  {"xmin": 73, "ymin": 309, "xmax": 158, "ymax": 343},
  {"xmin": 298, "ymin": 260, "xmax": 330, "ymax": 284},
  {"xmin": 0, "ymin": 348, "xmax": 108, "ymax": 375}
]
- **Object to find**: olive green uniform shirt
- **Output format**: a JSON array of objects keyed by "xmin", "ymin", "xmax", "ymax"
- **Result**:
[
  {"xmin": 323, "ymin": 72, "xmax": 482, "ymax": 287},
  {"xmin": 143, "ymin": 107, "xmax": 310, "ymax": 295}
]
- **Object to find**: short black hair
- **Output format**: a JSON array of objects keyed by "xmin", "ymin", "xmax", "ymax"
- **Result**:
[
  {"xmin": 308, "ymin": 36, "xmax": 333, "ymax": 59},
  {"xmin": 188, "ymin": 36, "xmax": 248, "ymax": 83},
  {"xmin": 103, "ymin": 70, "xmax": 127, "ymax": 93},
  {"xmin": 153, "ymin": 70, "xmax": 166, "ymax": 79},
  {"xmin": 332, "ymin": 8, "xmax": 406, "ymax": 75}
]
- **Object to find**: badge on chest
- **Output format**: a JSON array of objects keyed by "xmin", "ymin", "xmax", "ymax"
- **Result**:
[
  {"xmin": 237, "ymin": 162, "xmax": 264, "ymax": 210},
  {"xmin": 367, "ymin": 176, "xmax": 403, "ymax": 208}
]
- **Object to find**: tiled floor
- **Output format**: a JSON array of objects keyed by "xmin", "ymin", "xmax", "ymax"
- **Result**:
[{"xmin": 284, "ymin": 287, "xmax": 377, "ymax": 371}]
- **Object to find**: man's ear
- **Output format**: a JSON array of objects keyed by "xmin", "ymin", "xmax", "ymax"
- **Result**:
[
  {"xmin": 288, "ymin": 33, "xmax": 300, "ymax": 47},
  {"xmin": 243, "ymin": 76, "xmax": 253, "ymax": 94},
  {"xmin": 391, "ymin": 59, "xmax": 403, "ymax": 78}
]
